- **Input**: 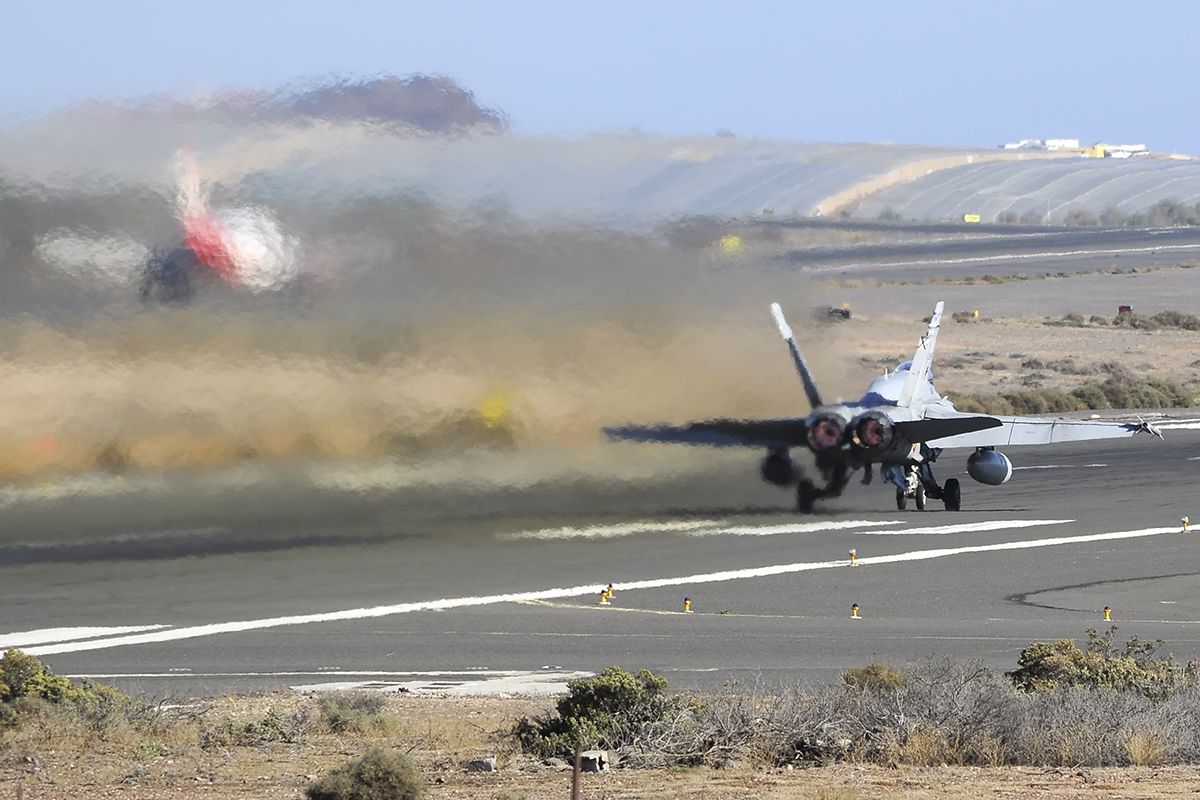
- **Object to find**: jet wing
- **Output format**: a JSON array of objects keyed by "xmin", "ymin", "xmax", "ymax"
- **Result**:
[
  {"xmin": 895, "ymin": 416, "xmax": 1003, "ymax": 443},
  {"xmin": 604, "ymin": 418, "xmax": 808, "ymax": 449},
  {"xmin": 927, "ymin": 415, "xmax": 1162, "ymax": 449}
]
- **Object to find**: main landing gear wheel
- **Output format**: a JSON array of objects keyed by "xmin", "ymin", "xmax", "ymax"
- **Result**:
[
  {"xmin": 895, "ymin": 487, "xmax": 907, "ymax": 511},
  {"xmin": 797, "ymin": 482, "xmax": 817, "ymax": 514},
  {"xmin": 942, "ymin": 478, "xmax": 961, "ymax": 511},
  {"xmin": 915, "ymin": 484, "xmax": 926, "ymax": 511}
]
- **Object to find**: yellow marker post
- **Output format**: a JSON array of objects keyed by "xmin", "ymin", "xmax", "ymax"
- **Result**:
[
  {"xmin": 683, "ymin": 597, "xmax": 693, "ymax": 614},
  {"xmin": 1104, "ymin": 605, "xmax": 1112, "ymax": 621},
  {"xmin": 849, "ymin": 549, "xmax": 858, "ymax": 567},
  {"xmin": 718, "ymin": 234, "xmax": 743, "ymax": 255},
  {"xmin": 1183, "ymin": 516, "xmax": 1190, "ymax": 533},
  {"xmin": 599, "ymin": 590, "xmax": 610, "ymax": 606},
  {"xmin": 851, "ymin": 603, "xmax": 861, "ymax": 620}
]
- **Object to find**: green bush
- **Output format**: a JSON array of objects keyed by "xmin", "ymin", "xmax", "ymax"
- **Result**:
[
  {"xmin": 201, "ymin": 708, "xmax": 309, "ymax": 748},
  {"xmin": 306, "ymin": 748, "xmax": 424, "ymax": 800},
  {"xmin": 319, "ymin": 692, "xmax": 389, "ymax": 733},
  {"xmin": 1, "ymin": 649, "xmax": 80, "ymax": 704},
  {"xmin": 516, "ymin": 666, "xmax": 687, "ymax": 759},
  {"xmin": 0, "ymin": 649, "xmax": 137, "ymax": 733},
  {"xmin": 1008, "ymin": 627, "xmax": 1185, "ymax": 701}
]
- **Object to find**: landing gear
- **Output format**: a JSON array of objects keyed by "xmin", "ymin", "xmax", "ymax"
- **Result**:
[
  {"xmin": 893, "ymin": 466, "xmax": 926, "ymax": 511},
  {"xmin": 892, "ymin": 445, "xmax": 962, "ymax": 512},
  {"xmin": 797, "ymin": 481, "xmax": 817, "ymax": 514},
  {"xmin": 793, "ymin": 461, "xmax": 851, "ymax": 514},
  {"xmin": 942, "ymin": 478, "xmax": 961, "ymax": 512}
]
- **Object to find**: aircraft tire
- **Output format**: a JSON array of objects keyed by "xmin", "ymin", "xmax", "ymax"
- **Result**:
[
  {"xmin": 895, "ymin": 488, "xmax": 907, "ymax": 511},
  {"xmin": 796, "ymin": 483, "xmax": 816, "ymax": 514},
  {"xmin": 943, "ymin": 478, "xmax": 961, "ymax": 511},
  {"xmin": 915, "ymin": 484, "xmax": 926, "ymax": 510}
]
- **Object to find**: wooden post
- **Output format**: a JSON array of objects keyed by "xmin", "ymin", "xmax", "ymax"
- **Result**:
[{"xmin": 571, "ymin": 746, "xmax": 581, "ymax": 800}]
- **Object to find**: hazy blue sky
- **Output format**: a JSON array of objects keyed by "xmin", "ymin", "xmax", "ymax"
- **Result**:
[{"xmin": 2, "ymin": 0, "xmax": 1196, "ymax": 152}]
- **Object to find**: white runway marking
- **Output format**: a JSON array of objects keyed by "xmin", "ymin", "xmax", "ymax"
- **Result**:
[
  {"xmin": 1158, "ymin": 419, "xmax": 1200, "ymax": 430},
  {"xmin": 69, "ymin": 669, "xmax": 525, "ymax": 679},
  {"xmin": 695, "ymin": 520, "xmax": 905, "ymax": 536},
  {"xmin": 0, "ymin": 625, "xmax": 169, "ymax": 648},
  {"xmin": 810, "ymin": 242, "xmax": 1200, "ymax": 273},
  {"xmin": 1012, "ymin": 464, "xmax": 1106, "ymax": 471},
  {"xmin": 500, "ymin": 519, "xmax": 722, "ymax": 541},
  {"xmin": 503, "ymin": 519, "xmax": 906, "ymax": 540},
  {"xmin": 16, "ymin": 524, "xmax": 1183, "ymax": 658},
  {"xmin": 859, "ymin": 519, "xmax": 1073, "ymax": 536}
]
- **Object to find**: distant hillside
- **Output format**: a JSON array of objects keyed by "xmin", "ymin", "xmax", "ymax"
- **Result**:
[{"xmin": 87, "ymin": 74, "xmax": 508, "ymax": 133}]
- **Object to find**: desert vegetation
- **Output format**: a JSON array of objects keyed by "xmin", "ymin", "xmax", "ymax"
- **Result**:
[
  {"xmin": 9, "ymin": 630, "xmax": 1200, "ymax": 798},
  {"xmin": 512, "ymin": 629, "xmax": 1200, "ymax": 769}
]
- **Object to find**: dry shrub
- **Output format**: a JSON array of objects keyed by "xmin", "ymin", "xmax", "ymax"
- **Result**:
[
  {"xmin": 318, "ymin": 692, "xmax": 399, "ymax": 735},
  {"xmin": 842, "ymin": 662, "xmax": 908, "ymax": 692},
  {"xmin": 886, "ymin": 726, "xmax": 955, "ymax": 767},
  {"xmin": 306, "ymin": 748, "xmax": 424, "ymax": 800},
  {"xmin": 1125, "ymin": 730, "xmax": 1171, "ymax": 766},
  {"xmin": 968, "ymin": 732, "xmax": 1009, "ymax": 767}
]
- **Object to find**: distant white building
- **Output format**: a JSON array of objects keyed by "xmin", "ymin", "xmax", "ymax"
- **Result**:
[
  {"xmin": 1000, "ymin": 138, "xmax": 1080, "ymax": 151},
  {"xmin": 1002, "ymin": 139, "xmax": 1045, "ymax": 150},
  {"xmin": 1044, "ymin": 138, "xmax": 1080, "ymax": 150}
]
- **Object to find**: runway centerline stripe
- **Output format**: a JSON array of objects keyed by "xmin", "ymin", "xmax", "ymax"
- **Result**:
[
  {"xmin": 858, "ymin": 519, "xmax": 1073, "ymax": 536},
  {"xmin": 16, "ymin": 524, "xmax": 1181, "ymax": 657}
]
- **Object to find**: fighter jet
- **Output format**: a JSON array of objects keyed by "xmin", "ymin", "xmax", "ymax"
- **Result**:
[{"xmin": 605, "ymin": 301, "xmax": 1162, "ymax": 512}]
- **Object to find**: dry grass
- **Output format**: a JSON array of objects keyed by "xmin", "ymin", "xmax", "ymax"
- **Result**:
[{"xmin": 1125, "ymin": 731, "xmax": 1172, "ymax": 766}]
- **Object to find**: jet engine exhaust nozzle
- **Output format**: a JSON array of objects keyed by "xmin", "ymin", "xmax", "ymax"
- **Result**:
[
  {"xmin": 850, "ymin": 412, "xmax": 894, "ymax": 452},
  {"xmin": 807, "ymin": 415, "xmax": 845, "ymax": 452}
]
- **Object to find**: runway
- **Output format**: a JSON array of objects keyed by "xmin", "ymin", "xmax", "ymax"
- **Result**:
[
  {"xmin": 777, "ymin": 225, "xmax": 1200, "ymax": 282},
  {"xmin": 4, "ymin": 426, "xmax": 1199, "ymax": 697}
]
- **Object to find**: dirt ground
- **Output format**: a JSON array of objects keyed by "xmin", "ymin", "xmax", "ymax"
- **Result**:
[{"xmin": 4, "ymin": 692, "xmax": 1200, "ymax": 800}]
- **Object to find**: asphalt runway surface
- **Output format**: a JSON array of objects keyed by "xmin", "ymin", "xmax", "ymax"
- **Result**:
[
  {"xmin": 4, "ymin": 422, "xmax": 1200, "ymax": 698},
  {"xmin": 778, "ymin": 225, "xmax": 1200, "ymax": 282}
]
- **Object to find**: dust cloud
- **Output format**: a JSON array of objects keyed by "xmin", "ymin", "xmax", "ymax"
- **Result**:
[{"xmin": 0, "ymin": 77, "xmax": 870, "ymax": 489}]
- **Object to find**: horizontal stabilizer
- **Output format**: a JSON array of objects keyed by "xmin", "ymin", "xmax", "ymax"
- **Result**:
[
  {"xmin": 604, "ymin": 418, "xmax": 809, "ymax": 449},
  {"xmin": 896, "ymin": 416, "xmax": 1002, "ymax": 444}
]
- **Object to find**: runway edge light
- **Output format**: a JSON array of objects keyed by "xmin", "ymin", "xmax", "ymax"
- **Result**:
[
  {"xmin": 599, "ymin": 590, "xmax": 610, "ymax": 606},
  {"xmin": 1183, "ymin": 516, "xmax": 1190, "ymax": 533},
  {"xmin": 849, "ymin": 549, "xmax": 857, "ymax": 566},
  {"xmin": 851, "ymin": 603, "xmax": 861, "ymax": 620},
  {"xmin": 1104, "ymin": 605, "xmax": 1112, "ymax": 621},
  {"xmin": 683, "ymin": 597, "xmax": 693, "ymax": 614}
]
